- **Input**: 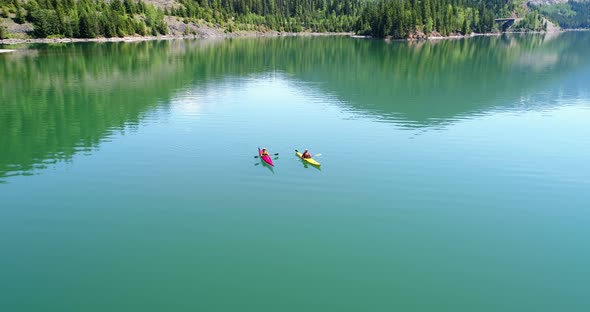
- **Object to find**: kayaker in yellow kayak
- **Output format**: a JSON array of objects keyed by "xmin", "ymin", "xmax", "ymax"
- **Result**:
[
  {"xmin": 301, "ymin": 149, "xmax": 312, "ymax": 159},
  {"xmin": 261, "ymin": 148, "xmax": 269, "ymax": 156}
]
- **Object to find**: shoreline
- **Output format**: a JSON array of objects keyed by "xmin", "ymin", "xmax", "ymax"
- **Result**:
[
  {"xmin": 0, "ymin": 31, "xmax": 353, "ymax": 45},
  {"xmin": 1, "ymin": 28, "xmax": 586, "ymax": 46}
]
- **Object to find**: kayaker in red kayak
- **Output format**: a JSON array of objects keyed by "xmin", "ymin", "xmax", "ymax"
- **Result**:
[
  {"xmin": 301, "ymin": 149, "xmax": 312, "ymax": 159},
  {"xmin": 258, "ymin": 147, "xmax": 274, "ymax": 167}
]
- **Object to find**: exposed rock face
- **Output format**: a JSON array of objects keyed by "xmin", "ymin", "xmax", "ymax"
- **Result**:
[
  {"xmin": 143, "ymin": 0, "xmax": 180, "ymax": 9},
  {"xmin": 164, "ymin": 17, "xmax": 226, "ymax": 38},
  {"xmin": 1, "ymin": 17, "xmax": 34, "ymax": 37},
  {"xmin": 407, "ymin": 30, "xmax": 428, "ymax": 40},
  {"xmin": 527, "ymin": 0, "xmax": 569, "ymax": 5},
  {"xmin": 543, "ymin": 17, "xmax": 561, "ymax": 32}
]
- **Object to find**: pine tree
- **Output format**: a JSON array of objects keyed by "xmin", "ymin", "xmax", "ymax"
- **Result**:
[
  {"xmin": 14, "ymin": 7, "xmax": 26, "ymax": 24},
  {"xmin": 0, "ymin": 20, "xmax": 9, "ymax": 39},
  {"xmin": 78, "ymin": 13, "xmax": 97, "ymax": 38},
  {"xmin": 0, "ymin": 6, "xmax": 8, "ymax": 18},
  {"xmin": 462, "ymin": 16, "xmax": 469, "ymax": 34}
]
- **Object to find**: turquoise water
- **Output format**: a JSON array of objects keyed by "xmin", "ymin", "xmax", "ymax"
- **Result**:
[{"xmin": 1, "ymin": 33, "xmax": 590, "ymax": 311}]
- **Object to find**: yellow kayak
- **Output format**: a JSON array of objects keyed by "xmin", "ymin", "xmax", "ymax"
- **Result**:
[{"xmin": 296, "ymin": 150, "xmax": 321, "ymax": 166}]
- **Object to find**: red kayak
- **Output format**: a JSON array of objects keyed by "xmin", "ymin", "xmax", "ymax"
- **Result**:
[{"xmin": 258, "ymin": 148, "xmax": 274, "ymax": 166}]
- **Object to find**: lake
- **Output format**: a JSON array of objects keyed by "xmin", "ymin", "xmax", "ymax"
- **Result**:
[{"xmin": 1, "ymin": 33, "xmax": 589, "ymax": 311}]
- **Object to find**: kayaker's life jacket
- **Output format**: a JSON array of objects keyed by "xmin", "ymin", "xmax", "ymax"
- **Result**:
[
  {"xmin": 261, "ymin": 150, "xmax": 269, "ymax": 156},
  {"xmin": 302, "ymin": 152, "xmax": 311, "ymax": 158}
]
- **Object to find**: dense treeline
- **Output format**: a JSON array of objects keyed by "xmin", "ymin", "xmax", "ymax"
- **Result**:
[
  {"xmin": 0, "ymin": 0, "xmax": 167, "ymax": 38},
  {"xmin": 1, "ymin": 0, "xmax": 364, "ymax": 35},
  {"xmin": 513, "ymin": 10, "xmax": 545, "ymax": 32},
  {"xmin": 2, "ymin": 0, "xmax": 583, "ymax": 39},
  {"xmin": 535, "ymin": 1, "xmax": 590, "ymax": 29},
  {"xmin": 1, "ymin": 0, "xmax": 508, "ymax": 39},
  {"xmin": 169, "ymin": 0, "xmax": 364, "ymax": 32},
  {"xmin": 356, "ymin": 0, "xmax": 515, "ymax": 38},
  {"xmin": 167, "ymin": 0, "xmax": 516, "ymax": 36}
]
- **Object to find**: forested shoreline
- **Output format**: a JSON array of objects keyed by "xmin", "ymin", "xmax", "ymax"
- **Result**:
[
  {"xmin": 0, "ymin": 0, "xmax": 588, "ymax": 41},
  {"xmin": 1, "ymin": 0, "xmax": 168, "ymax": 39}
]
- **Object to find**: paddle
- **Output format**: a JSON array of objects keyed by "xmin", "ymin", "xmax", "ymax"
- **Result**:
[
  {"xmin": 254, "ymin": 153, "xmax": 279, "ymax": 158},
  {"xmin": 295, "ymin": 150, "xmax": 321, "ymax": 157}
]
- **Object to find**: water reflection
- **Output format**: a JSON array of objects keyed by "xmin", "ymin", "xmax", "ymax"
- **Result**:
[
  {"xmin": 1, "ymin": 32, "xmax": 589, "ymax": 180},
  {"xmin": 300, "ymin": 32, "xmax": 590, "ymax": 127},
  {"xmin": 255, "ymin": 158, "xmax": 275, "ymax": 174},
  {"xmin": 1, "ymin": 42, "xmax": 180, "ymax": 180}
]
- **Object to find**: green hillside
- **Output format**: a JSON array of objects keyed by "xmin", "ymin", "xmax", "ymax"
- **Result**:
[
  {"xmin": 534, "ymin": 1, "xmax": 590, "ymax": 28},
  {"xmin": 0, "ymin": 0, "xmax": 587, "ymax": 40}
]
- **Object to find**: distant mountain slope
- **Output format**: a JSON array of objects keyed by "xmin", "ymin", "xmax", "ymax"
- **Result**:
[{"xmin": 533, "ymin": 1, "xmax": 590, "ymax": 28}]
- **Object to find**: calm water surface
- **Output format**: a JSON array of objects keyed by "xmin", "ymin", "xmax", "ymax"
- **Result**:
[{"xmin": 1, "ymin": 33, "xmax": 590, "ymax": 311}]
